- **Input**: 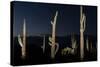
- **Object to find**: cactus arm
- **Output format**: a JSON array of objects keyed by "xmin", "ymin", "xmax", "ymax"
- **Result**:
[
  {"xmin": 49, "ymin": 42, "xmax": 52, "ymax": 46},
  {"xmin": 73, "ymin": 40, "xmax": 77, "ymax": 49},
  {"xmin": 49, "ymin": 36, "xmax": 52, "ymax": 42},
  {"xmin": 72, "ymin": 39, "xmax": 77, "ymax": 54},
  {"xmin": 51, "ymin": 21, "xmax": 53, "ymax": 25},
  {"xmin": 53, "ymin": 11, "xmax": 58, "ymax": 24},
  {"xmin": 55, "ymin": 43, "xmax": 59, "ymax": 55},
  {"xmin": 83, "ymin": 14, "xmax": 86, "ymax": 31},
  {"xmin": 48, "ymin": 36, "xmax": 52, "ymax": 46},
  {"xmin": 81, "ymin": 14, "xmax": 85, "ymax": 24},
  {"xmin": 81, "ymin": 14, "xmax": 85, "ymax": 28},
  {"xmin": 18, "ymin": 35, "xmax": 23, "ymax": 47},
  {"xmin": 81, "ymin": 13, "xmax": 86, "ymax": 32}
]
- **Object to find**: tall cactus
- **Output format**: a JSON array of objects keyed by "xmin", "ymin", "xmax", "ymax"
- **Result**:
[
  {"xmin": 41, "ymin": 35, "xmax": 45, "ymax": 53},
  {"xmin": 80, "ymin": 6, "xmax": 86, "ymax": 60},
  {"xmin": 18, "ymin": 19, "xmax": 26, "ymax": 59},
  {"xmin": 48, "ymin": 11, "xmax": 59, "ymax": 59}
]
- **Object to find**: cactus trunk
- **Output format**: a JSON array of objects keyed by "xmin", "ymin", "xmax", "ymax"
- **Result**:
[
  {"xmin": 51, "ymin": 18, "xmax": 56, "ymax": 58},
  {"xmin": 80, "ymin": 6, "xmax": 86, "ymax": 60},
  {"xmin": 22, "ymin": 19, "xmax": 26, "ymax": 58},
  {"xmin": 80, "ymin": 31, "xmax": 84, "ymax": 59}
]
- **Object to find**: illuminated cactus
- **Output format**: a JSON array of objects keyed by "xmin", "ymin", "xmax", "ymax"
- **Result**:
[
  {"xmin": 61, "ymin": 47, "xmax": 72, "ymax": 55},
  {"xmin": 80, "ymin": 6, "xmax": 86, "ymax": 60},
  {"xmin": 18, "ymin": 19, "xmax": 26, "ymax": 59},
  {"xmin": 41, "ymin": 35, "xmax": 45, "ymax": 53},
  {"xmin": 86, "ymin": 37, "xmax": 89, "ymax": 51},
  {"xmin": 71, "ymin": 33, "xmax": 77, "ymax": 54},
  {"xmin": 48, "ymin": 11, "xmax": 59, "ymax": 59}
]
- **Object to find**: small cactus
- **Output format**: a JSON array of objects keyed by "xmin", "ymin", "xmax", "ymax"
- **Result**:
[
  {"xmin": 18, "ymin": 19, "xmax": 26, "ymax": 59},
  {"xmin": 61, "ymin": 47, "xmax": 72, "ymax": 55},
  {"xmin": 48, "ymin": 11, "xmax": 59, "ymax": 59},
  {"xmin": 86, "ymin": 37, "xmax": 89, "ymax": 51},
  {"xmin": 41, "ymin": 35, "xmax": 45, "ymax": 53},
  {"xmin": 71, "ymin": 33, "xmax": 77, "ymax": 54},
  {"xmin": 80, "ymin": 6, "xmax": 86, "ymax": 60}
]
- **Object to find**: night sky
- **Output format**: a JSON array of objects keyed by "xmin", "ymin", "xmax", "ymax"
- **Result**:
[{"xmin": 12, "ymin": 1, "xmax": 97, "ymax": 37}]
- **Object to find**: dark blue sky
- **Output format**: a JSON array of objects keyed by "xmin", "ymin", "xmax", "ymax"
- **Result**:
[{"xmin": 12, "ymin": 1, "xmax": 97, "ymax": 37}]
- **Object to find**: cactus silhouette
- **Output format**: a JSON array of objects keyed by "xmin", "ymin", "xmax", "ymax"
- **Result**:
[
  {"xmin": 48, "ymin": 11, "xmax": 59, "ymax": 59},
  {"xmin": 80, "ymin": 6, "xmax": 86, "ymax": 60},
  {"xmin": 18, "ymin": 19, "xmax": 26, "ymax": 59}
]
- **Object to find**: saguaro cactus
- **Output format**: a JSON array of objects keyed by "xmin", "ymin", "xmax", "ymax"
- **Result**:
[
  {"xmin": 71, "ymin": 33, "xmax": 77, "ymax": 54},
  {"xmin": 48, "ymin": 11, "xmax": 59, "ymax": 59},
  {"xmin": 18, "ymin": 19, "xmax": 26, "ymax": 59},
  {"xmin": 41, "ymin": 35, "xmax": 45, "ymax": 53},
  {"xmin": 80, "ymin": 6, "xmax": 86, "ymax": 60},
  {"xmin": 86, "ymin": 37, "xmax": 89, "ymax": 51}
]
